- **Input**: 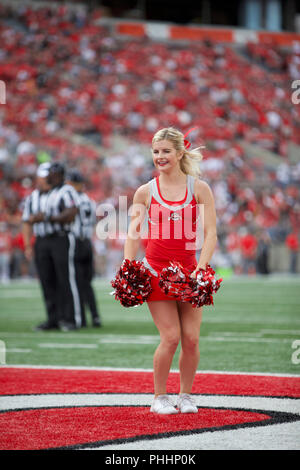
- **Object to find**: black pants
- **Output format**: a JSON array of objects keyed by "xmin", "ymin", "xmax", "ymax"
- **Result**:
[
  {"xmin": 34, "ymin": 236, "xmax": 58, "ymax": 326},
  {"xmin": 35, "ymin": 233, "xmax": 82, "ymax": 328},
  {"xmin": 75, "ymin": 238, "xmax": 100, "ymax": 326}
]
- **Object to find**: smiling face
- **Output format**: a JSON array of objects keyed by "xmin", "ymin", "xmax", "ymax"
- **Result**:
[{"xmin": 152, "ymin": 139, "xmax": 183, "ymax": 173}]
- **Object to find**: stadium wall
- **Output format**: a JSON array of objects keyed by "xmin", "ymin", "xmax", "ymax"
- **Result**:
[{"xmin": 107, "ymin": 20, "xmax": 300, "ymax": 46}]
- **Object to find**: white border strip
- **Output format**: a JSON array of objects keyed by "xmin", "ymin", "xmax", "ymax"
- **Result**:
[{"xmin": 1, "ymin": 364, "xmax": 300, "ymax": 377}]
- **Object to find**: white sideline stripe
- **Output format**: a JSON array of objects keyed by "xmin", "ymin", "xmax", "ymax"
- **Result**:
[{"xmin": 2, "ymin": 364, "xmax": 300, "ymax": 377}]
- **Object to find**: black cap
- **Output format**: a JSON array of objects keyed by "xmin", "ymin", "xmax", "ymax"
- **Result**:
[
  {"xmin": 66, "ymin": 168, "xmax": 84, "ymax": 183},
  {"xmin": 49, "ymin": 162, "xmax": 65, "ymax": 176}
]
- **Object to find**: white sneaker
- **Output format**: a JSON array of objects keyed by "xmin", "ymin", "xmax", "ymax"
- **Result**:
[
  {"xmin": 177, "ymin": 393, "xmax": 198, "ymax": 413},
  {"xmin": 150, "ymin": 394, "xmax": 179, "ymax": 414}
]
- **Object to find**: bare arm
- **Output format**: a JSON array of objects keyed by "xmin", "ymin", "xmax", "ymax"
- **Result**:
[
  {"xmin": 193, "ymin": 179, "xmax": 218, "ymax": 273},
  {"xmin": 124, "ymin": 184, "xmax": 149, "ymax": 261}
]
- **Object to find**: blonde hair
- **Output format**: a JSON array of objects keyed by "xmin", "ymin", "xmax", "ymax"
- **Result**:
[{"xmin": 152, "ymin": 127, "xmax": 204, "ymax": 178}]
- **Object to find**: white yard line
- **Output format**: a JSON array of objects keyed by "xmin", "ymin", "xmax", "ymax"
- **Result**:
[
  {"xmin": 4, "ymin": 348, "xmax": 32, "ymax": 353},
  {"xmin": 201, "ymin": 336, "xmax": 294, "ymax": 343},
  {"xmin": 38, "ymin": 343, "xmax": 98, "ymax": 349},
  {"xmin": 260, "ymin": 329, "xmax": 300, "ymax": 335},
  {"xmin": 1, "ymin": 331, "xmax": 299, "ymax": 344},
  {"xmin": 0, "ymin": 290, "xmax": 42, "ymax": 298}
]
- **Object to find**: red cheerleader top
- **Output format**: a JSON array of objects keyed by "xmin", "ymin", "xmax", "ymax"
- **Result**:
[{"xmin": 143, "ymin": 175, "xmax": 199, "ymax": 276}]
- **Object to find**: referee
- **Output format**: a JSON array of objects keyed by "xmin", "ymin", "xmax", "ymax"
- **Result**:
[
  {"xmin": 41, "ymin": 162, "xmax": 82, "ymax": 331},
  {"xmin": 66, "ymin": 169, "xmax": 102, "ymax": 328},
  {"xmin": 22, "ymin": 163, "xmax": 59, "ymax": 331}
]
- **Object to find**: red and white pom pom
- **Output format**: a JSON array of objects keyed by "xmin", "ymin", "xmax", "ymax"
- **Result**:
[
  {"xmin": 189, "ymin": 264, "xmax": 223, "ymax": 307},
  {"xmin": 111, "ymin": 259, "xmax": 153, "ymax": 308},
  {"xmin": 159, "ymin": 262, "xmax": 222, "ymax": 307},
  {"xmin": 158, "ymin": 262, "xmax": 192, "ymax": 299}
]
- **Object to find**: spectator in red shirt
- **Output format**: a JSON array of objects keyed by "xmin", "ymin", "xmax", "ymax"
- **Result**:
[
  {"xmin": 240, "ymin": 229, "xmax": 258, "ymax": 274},
  {"xmin": 285, "ymin": 232, "xmax": 299, "ymax": 274},
  {"xmin": 10, "ymin": 229, "xmax": 34, "ymax": 279}
]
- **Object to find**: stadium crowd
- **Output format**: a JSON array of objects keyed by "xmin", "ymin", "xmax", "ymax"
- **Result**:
[{"xmin": 0, "ymin": 3, "xmax": 299, "ymax": 283}]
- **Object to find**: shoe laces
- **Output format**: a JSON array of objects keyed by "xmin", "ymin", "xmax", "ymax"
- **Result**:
[
  {"xmin": 157, "ymin": 394, "xmax": 174, "ymax": 407},
  {"xmin": 179, "ymin": 393, "xmax": 196, "ymax": 406}
]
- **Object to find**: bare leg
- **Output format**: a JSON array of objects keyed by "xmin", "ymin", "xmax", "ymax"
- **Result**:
[
  {"xmin": 147, "ymin": 300, "xmax": 181, "ymax": 397},
  {"xmin": 177, "ymin": 301, "xmax": 202, "ymax": 394}
]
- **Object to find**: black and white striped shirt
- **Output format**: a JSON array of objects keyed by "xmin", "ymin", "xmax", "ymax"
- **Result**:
[
  {"xmin": 22, "ymin": 189, "xmax": 50, "ymax": 237},
  {"xmin": 71, "ymin": 192, "xmax": 96, "ymax": 240},
  {"xmin": 44, "ymin": 184, "xmax": 80, "ymax": 235}
]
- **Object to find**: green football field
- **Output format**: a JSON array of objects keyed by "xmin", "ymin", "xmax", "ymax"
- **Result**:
[{"xmin": 1, "ymin": 275, "xmax": 300, "ymax": 375}]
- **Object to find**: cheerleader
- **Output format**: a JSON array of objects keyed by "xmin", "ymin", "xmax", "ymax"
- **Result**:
[{"xmin": 124, "ymin": 127, "xmax": 217, "ymax": 414}]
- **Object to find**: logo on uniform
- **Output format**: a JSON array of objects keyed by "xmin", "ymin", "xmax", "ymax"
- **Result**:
[{"xmin": 168, "ymin": 212, "xmax": 182, "ymax": 221}]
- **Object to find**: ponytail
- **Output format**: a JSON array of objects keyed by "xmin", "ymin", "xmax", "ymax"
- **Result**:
[
  {"xmin": 180, "ymin": 147, "xmax": 204, "ymax": 178},
  {"xmin": 152, "ymin": 127, "xmax": 204, "ymax": 178}
]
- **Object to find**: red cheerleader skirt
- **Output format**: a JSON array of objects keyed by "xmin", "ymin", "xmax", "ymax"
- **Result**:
[{"xmin": 143, "ymin": 256, "xmax": 197, "ymax": 302}]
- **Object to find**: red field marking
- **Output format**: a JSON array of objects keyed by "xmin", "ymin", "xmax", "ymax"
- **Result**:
[
  {"xmin": 1, "ymin": 368, "xmax": 300, "ymax": 397},
  {"xmin": 0, "ymin": 406, "xmax": 271, "ymax": 450}
]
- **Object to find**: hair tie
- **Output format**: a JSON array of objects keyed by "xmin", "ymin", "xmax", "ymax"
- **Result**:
[{"xmin": 183, "ymin": 127, "xmax": 198, "ymax": 150}]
